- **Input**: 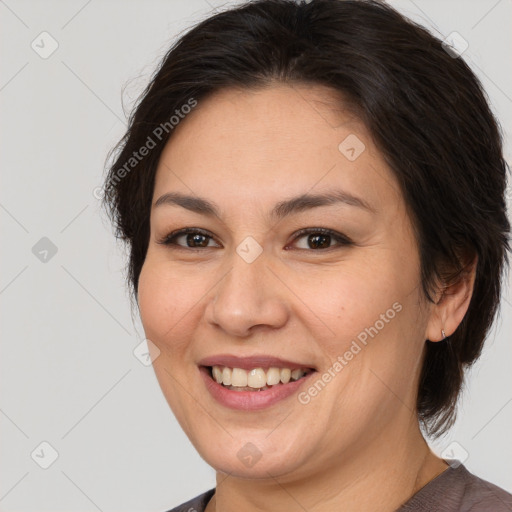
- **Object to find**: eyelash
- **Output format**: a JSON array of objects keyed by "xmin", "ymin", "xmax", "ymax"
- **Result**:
[{"xmin": 156, "ymin": 227, "xmax": 353, "ymax": 251}]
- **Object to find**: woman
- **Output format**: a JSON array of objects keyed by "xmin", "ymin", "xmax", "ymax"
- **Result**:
[{"xmin": 103, "ymin": 0, "xmax": 512, "ymax": 510}]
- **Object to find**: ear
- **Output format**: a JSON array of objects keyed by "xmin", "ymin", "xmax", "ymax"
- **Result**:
[{"xmin": 424, "ymin": 254, "xmax": 478, "ymax": 342}]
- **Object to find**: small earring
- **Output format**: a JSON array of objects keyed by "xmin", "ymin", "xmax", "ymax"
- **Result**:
[{"xmin": 441, "ymin": 329, "xmax": 447, "ymax": 340}]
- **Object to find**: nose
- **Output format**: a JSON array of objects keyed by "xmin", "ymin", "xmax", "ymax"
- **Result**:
[{"xmin": 204, "ymin": 251, "xmax": 290, "ymax": 338}]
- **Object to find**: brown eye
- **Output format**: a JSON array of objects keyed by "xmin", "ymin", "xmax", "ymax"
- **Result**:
[
  {"xmin": 157, "ymin": 228, "xmax": 220, "ymax": 249},
  {"xmin": 305, "ymin": 233, "xmax": 331, "ymax": 249},
  {"xmin": 184, "ymin": 233, "xmax": 210, "ymax": 248},
  {"xmin": 290, "ymin": 228, "xmax": 352, "ymax": 250}
]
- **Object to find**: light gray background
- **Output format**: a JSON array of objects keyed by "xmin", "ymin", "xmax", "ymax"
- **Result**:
[{"xmin": 1, "ymin": 0, "xmax": 511, "ymax": 511}]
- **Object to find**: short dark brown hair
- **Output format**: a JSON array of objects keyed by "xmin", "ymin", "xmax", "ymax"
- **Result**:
[{"xmin": 103, "ymin": 0, "xmax": 510, "ymax": 437}]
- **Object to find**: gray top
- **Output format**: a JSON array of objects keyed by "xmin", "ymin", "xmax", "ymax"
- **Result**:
[{"xmin": 165, "ymin": 463, "xmax": 512, "ymax": 512}]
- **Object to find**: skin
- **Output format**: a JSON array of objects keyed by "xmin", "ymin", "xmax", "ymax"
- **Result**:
[{"xmin": 137, "ymin": 83, "xmax": 476, "ymax": 512}]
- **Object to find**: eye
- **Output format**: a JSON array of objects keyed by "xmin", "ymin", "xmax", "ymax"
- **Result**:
[
  {"xmin": 288, "ymin": 227, "xmax": 353, "ymax": 250},
  {"xmin": 156, "ymin": 227, "xmax": 353, "ymax": 251},
  {"xmin": 156, "ymin": 228, "xmax": 220, "ymax": 249}
]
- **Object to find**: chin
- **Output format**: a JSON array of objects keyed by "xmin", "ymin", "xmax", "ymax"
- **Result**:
[
  {"xmin": 193, "ymin": 432, "xmax": 311, "ymax": 480},
  {"xmin": 204, "ymin": 450, "xmax": 301, "ymax": 480}
]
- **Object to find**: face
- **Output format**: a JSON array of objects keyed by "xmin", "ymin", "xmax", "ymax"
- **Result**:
[{"xmin": 138, "ymin": 84, "xmax": 432, "ymax": 481}]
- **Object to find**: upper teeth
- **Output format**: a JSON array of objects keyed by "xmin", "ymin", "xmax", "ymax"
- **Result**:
[{"xmin": 211, "ymin": 366, "xmax": 310, "ymax": 388}]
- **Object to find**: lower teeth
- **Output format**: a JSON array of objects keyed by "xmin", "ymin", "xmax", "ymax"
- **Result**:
[
  {"xmin": 223, "ymin": 385, "xmax": 272, "ymax": 392},
  {"xmin": 220, "ymin": 378, "xmax": 306, "ymax": 391}
]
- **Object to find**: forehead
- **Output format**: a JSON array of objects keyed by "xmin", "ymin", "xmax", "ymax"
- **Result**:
[{"xmin": 153, "ymin": 83, "xmax": 402, "ymax": 216}]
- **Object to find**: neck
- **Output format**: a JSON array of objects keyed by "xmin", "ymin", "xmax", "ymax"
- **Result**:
[{"xmin": 206, "ymin": 420, "xmax": 449, "ymax": 512}]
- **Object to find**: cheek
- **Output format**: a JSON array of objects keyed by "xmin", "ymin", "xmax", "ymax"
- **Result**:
[
  {"xmin": 137, "ymin": 260, "xmax": 204, "ymax": 420},
  {"xmin": 138, "ymin": 262, "xmax": 171, "ymax": 338},
  {"xmin": 137, "ymin": 260, "xmax": 199, "ymax": 349},
  {"xmin": 309, "ymin": 247, "xmax": 425, "ymax": 400},
  {"xmin": 336, "ymin": 276, "xmax": 425, "ymax": 409},
  {"xmin": 310, "ymin": 254, "xmax": 417, "ymax": 344}
]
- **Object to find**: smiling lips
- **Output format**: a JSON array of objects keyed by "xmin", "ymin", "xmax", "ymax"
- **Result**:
[{"xmin": 197, "ymin": 354, "xmax": 317, "ymax": 408}]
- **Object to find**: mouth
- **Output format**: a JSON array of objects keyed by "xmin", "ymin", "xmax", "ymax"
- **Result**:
[
  {"xmin": 197, "ymin": 354, "xmax": 318, "ymax": 410},
  {"xmin": 199, "ymin": 364, "xmax": 317, "ymax": 410},
  {"xmin": 204, "ymin": 365, "xmax": 316, "ymax": 391}
]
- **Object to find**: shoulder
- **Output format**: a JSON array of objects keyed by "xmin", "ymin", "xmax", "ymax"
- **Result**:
[
  {"xmin": 458, "ymin": 464, "xmax": 512, "ymax": 511},
  {"xmin": 163, "ymin": 488, "xmax": 215, "ymax": 512},
  {"xmin": 398, "ymin": 462, "xmax": 512, "ymax": 512}
]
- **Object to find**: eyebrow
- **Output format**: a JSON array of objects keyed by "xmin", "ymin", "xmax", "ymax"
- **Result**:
[{"xmin": 153, "ymin": 189, "xmax": 376, "ymax": 220}]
